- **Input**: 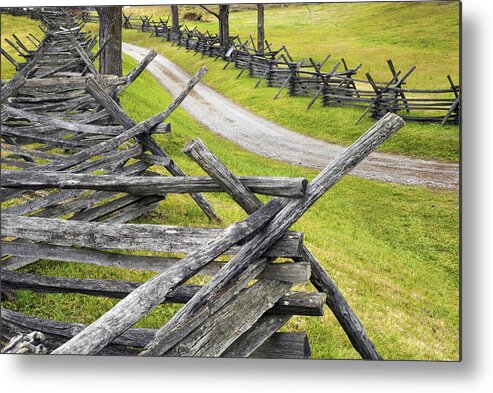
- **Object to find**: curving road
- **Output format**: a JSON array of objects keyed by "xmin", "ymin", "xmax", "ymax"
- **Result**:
[{"xmin": 123, "ymin": 42, "xmax": 459, "ymax": 190}]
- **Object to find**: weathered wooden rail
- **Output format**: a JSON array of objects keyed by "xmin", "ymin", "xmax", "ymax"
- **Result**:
[{"xmin": 2, "ymin": 8, "xmax": 406, "ymax": 359}]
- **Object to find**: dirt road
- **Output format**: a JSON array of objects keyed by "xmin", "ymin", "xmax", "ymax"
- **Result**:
[{"xmin": 123, "ymin": 43, "xmax": 459, "ymax": 190}]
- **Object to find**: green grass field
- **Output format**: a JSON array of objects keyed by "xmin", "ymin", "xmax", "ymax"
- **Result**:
[
  {"xmin": 118, "ymin": 1, "xmax": 460, "ymax": 162},
  {"xmin": 1, "ymin": 33, "xmax": 460, "ymax": 360},
  {"xmin": 0, "ymin": 13, "xmax": 40, "ymax": 79}
]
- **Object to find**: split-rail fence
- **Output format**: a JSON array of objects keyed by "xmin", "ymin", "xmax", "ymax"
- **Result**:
[
  {"xmin": 1, "ymin": 8, "xmax": 405, "ymax": 359},
  {"xmin": 126, "ymin": 11, "xmax": 460, "ymax": 126}
]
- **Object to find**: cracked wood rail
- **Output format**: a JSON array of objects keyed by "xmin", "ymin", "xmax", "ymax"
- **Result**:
[
  {"xmin": 182, "ymin": 137, "xmax": 381, "ymax": 359},
  {"xmin": 51, "ymin": 113, "xmax": 404, "ymax": 355},
  {"xmin": 3, "ymin": 171, "xmax": 308, "ymax": 198},
  {"xmin": 2, "ymin": 309, "xmax": 309, "ymax": 358}
]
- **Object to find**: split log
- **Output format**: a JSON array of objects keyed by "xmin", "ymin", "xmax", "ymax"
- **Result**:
[
  {"xmin": 69, "ymin": 195, "xmax": 163, "ymax": 222},
  {"xmin": 115, "ymin": 50, "xmax": 157, "ymax": 95},
  {"xmin": 184, "ymin": 138, "xmax": 263, "ymax": 213},
  {"xmin": 12, "ymin": 34, "xmax": 32, "ymax": 55},
  {"xmin": 4, "ymin": 105, "xmax": 170, "ymax": 136},
  {"xmin": 63, "ymin": 30, "xmax": 98, "ymax": 75},
  {"xmin": 3, "ymin": 170, "xmax": 307, "ymax": 197},
  {"xmin": 1, "ymin": 75, "xmax": 26, "ymax": 104},
  {"xmin": 1, "ymin": 161, "xmax": 150, "ymax": 217},
  {"xmin": 1, "ymin": 241, "xmax": 311, "ymax": 284},
  {"xmin": 69, "ymin": 145, "xmax": 145, "ymax": 174},
  {"xmin": 51, "ymin": 197, "xmax": 288, "ymax": 354},
  {"xmin": 31, "ymin": 191, "xmax": 131, "ymax": 219},
  {"xmin": 0, "ymin": 146, "xmax": 146, "ymax": 203},
  {"xmin": 4, "ymin": 38, "xmax": 28, "ymax": 58},
  {"xmin": 36, "ymin": 58, "xmax": 84, "ymax": 78},
  {"xmin": 298, "ymin": 247, "xmax": 382, "ymax": 359},
  {"xmin": 222, "ymin": 314, "xmax": 291, "ymax": 358},
  {"xmin": 183, "ymin": 137, "xmax": 381, "ymax": 359},
  {"xmin": 15, "ymin": 67, "xmax": 207, "ymax": 174},
  {"xmin": 18, "ymin": 75, "xmax": 125, "ymax": 92},
  {"xmin": 1, "ymin": 162, "xmax": 152, "ymax": 270},
  {"xmin": 1, "ymin": 157, "xmax": 36, "ymax": 169},
  {"xmin": 1, "ymin": 143, "xmax": 65, "ymax": 161},
  {"xmin": 85, "ymin": 74, "xmax": 221, "ymax": 222},
  {"xmin": 0, "ymin": 47, "xmax": 20, "ymax": 70},
  {"xmin": 250, "ymin": 331, "xmax": 310, "ymax": 359},
  {"xmin": 1, "ymin": 215, "xmax": 305, "ymax": 258},
  {"xmin": 182, "ymin": 138, "xmax": 299, "ymax": 354},
  {"xmin": 101, "ymin": 200, "xmax": 160, "ymax": 224},
  {"xmin": 1, "ymin": 127, "xmax": 92, "ymax": 149},
  {"xmin": 1, "ymin": 309, "xmax": 308, "ymax": 358},
  {"xmin": 1, "ymin": 270, "xmax": 323, "ymax": 315},
  {"xmin": 164, "ymin": 280, "xmax": 293, "ymax": 357}
]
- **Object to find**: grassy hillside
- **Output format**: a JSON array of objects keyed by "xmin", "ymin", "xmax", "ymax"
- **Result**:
[
  {"xmin": 0, "ymin": 13, "xmax": 40, "ymax": 79},
  {"xmin": 2, "ymin": 52, "xmax": 460, "ymax": 361},
  {"xmin": 119, "ymin": 1, "xmax": 460, "ymax": 162},
  {"xmin": 127, "ymin": 1, "xmax": 459, "ymax": 87}
]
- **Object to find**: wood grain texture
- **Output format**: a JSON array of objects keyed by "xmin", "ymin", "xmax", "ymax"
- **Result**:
[
  {"xmin": 222, "ymin": 314, "xmax": 291, "ymax": 358},
  {"xmin": 164, "ymin": 280, "xmax": 293, "ymax": 357},
  {"xmin": 1, "ymin": 214, "xmax": 304, "ymax": 258},
  {"xmin": 183, "ymin": 138, "xmax": 264, "ymax": 214},
  {"xmin": 1, "ymin": 309, "xmax": 308, "ymax": 358},
  {"xmin": 1, "ymin": 241, "xmax": 311, "ymax": 283},
  {"xmin": 3, "ymin": 170, "xmax": 307, "ymax": 197},
  {"xmin": 50, "ymin": 198, "xmax": 286, "ymax": 355},
  {"xmin": 0, "ymin": 270, "xmax": 323, "ymax": 315}
]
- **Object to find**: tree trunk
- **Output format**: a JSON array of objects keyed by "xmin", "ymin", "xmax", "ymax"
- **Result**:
[
  {"xmin": 219, "ymin": 5, "xmax": 230, "ymax": 47},
  {"xmin": 96, "ymin": 6, "xmax": 122, "ymax": 76},
  {"xmin": 257, "ymin": 4, "xmax": 265, "ymax": 53},
  {"xmin": 171, "ymin": 5, "xmax": 179, "ymax": 31}
]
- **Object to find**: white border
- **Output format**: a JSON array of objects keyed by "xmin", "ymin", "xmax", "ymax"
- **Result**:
[{"xmin": 2, "ymin": 1, "xmax": 491, "ymax": 392}]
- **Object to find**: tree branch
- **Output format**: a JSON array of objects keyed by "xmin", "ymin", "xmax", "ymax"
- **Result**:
[{"xmin": 199, "ymin": 5, "xmax": 219, "ymax": 19}]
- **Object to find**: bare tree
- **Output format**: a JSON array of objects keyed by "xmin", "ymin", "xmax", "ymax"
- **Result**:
[
  {"xmin": 257, "ymin": 4, "xmax": 265, "ymax": 53},
  {"xmin": 199, "ymin": 4, "xmax": 230, "ymax": 47},
  {"xmin": 171, "ymin": 5, "xmax": 179, "ymax": 31},
  {"xmin": 96, "ymin": 6, "xmax": 122, "ymax": 76}
]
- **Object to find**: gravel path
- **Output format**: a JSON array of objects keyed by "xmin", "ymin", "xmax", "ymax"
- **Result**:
[{"xmin": 123, "ymin": 42, "xmax": 459, "ymax": 190}]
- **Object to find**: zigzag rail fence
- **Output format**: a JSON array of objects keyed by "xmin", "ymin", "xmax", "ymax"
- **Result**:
[
  {"xmin": 118, "ymin": 11, "xmax": 460, "ymax": 126},
  {"xmin": 1, "ymin": 8, "xmax": 405, "ymax": 359}
]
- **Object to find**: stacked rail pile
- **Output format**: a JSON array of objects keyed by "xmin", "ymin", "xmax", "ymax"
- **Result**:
[{"xmin": 1, "ymin": 9, "xmax": 406, "ymax": 359}]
